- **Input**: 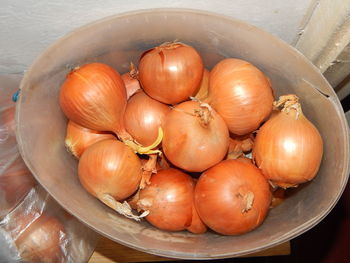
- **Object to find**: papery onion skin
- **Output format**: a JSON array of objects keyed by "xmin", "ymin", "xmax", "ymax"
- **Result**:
[
  {"xmin": 253, "ymin": 98, "xmax": 323, "ymax": 187},
  {"xmin": 194, "ymin": 159, "xmax": 271, "ymax": 235},
  {"xmin": 162, "ymin": 100, "xmax": 229, "ymax": 172},
  {"xmin": 208, "ymin": 58, "xmax": 274, "ymax": 135},
  {"xmin": 124, "ymin": 91, "xmax": 170, "ymax": 146},
  {"xmin": 135, "ymin": 168, "xmax": 194, "ymax": 231},
  {"xmin": 65, "ymin": 120, "xmax": 115, "ymax": 158},
  {"xmin": 59, "ymin": 63, "xmax": 130, "ymax": 139},
  {"xmin": 78, "ymin": 139, "xmax": 142, "ymax": 201},
  {"xmin": 138, "ymin": 42, "xmax": 204, "ymax": 104},
  {"xmin": 194, "ymin": 68, "xmax": 210, "ymax": 101},
  {"xmin": 227, "ymin": 134, "xmax": 254, "ymax": 160},
  {"xmin": 14, "ymin": 214, "xmax": 65, "ymax": 263}
]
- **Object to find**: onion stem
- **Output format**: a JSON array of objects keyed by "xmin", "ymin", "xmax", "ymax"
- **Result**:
[
  {"xmin": 273, "ymin": 94, "xmax": 303, "ymax": 119},
  {"xmin": 123, "ymin": 127, "xmax": 163, "ymax": 155},
  {"xmin": 99, "ymin": 193, "xmax": 149, "ymax": 221}
]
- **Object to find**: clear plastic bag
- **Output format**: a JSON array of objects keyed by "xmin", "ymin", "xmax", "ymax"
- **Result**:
[
  {"xmin": 0, "ymin": 186, "xmax": 98, "ymax": 263},
  {"xmin": 0, "ymin": 76, "xmax": 33, "ymax": 217},
  {"xmin": 0, "ymin": 153, "xmax": 36, "ymax": 218},
  {"xmin": 0, "ymin": 75, "xmax": 98, "ymax": 263},
  {"xmin": 0, "ymin": 105, "xmax": 17, "ymax": 174}
]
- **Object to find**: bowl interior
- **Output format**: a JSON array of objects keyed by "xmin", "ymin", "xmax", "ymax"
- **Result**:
[{"xmin": 16, "ymin": 9, "xmax": 350, "ymax": 259}]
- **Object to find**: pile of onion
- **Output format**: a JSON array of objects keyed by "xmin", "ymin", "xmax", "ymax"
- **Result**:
[
  {"xmin": 59, "ymin": 63, "xmax": 161, "ymax": 155},
  {"xmin": 65, "ymin": 120, "xmax": 115, "ymax": 158},
  {"xmin": 58, "ymin": 41, "xmax": 324, "ymax": 236}
]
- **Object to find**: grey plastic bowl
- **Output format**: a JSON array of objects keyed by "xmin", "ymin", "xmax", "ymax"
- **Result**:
[{"xmin": 16, "ymin": 9, "xmax": 350, "ymax": 259}]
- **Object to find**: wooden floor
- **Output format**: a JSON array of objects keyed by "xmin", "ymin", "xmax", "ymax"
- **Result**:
[{"xmin": 89, "ymin": 236, "xmax": 290, "ymax": 263}]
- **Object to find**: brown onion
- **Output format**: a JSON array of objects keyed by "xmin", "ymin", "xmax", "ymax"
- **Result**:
[
  {"xmin": 59, "ymin": 63, "xmax": 129, "ymax": 139},
  {"xmin": 78, "ymin": 139, "xmax": 143, "ymax": 220},
  {"xmin": 124, "ymin": 91, "xmax": 170, "ymax": 146},
  {"xmin": 253, "ymin": 94, "xmax": 323, "ymax": 188},
  {"xmin": 186, "ymin": 203, "xmax": 207, "ymax": 234},
  {"xmin": 0, "ymin": 157, "xmax": 36, "ymax": 217},
  {"xmin": 162, "ymin": 100, "xmax": 229, "ymax": 172},
  {"xmin": 207, "ymin": 58, "xmax": 274, "ymax": 135},
  {"xmin": 138, "ymin": 42, "xmax": 204, "ymax": 104},
  {"xmin": 236, "ymin": 157, "xmax": 253, "ymax": 164},
  {"xmin": 134, "ymin": 168, "xmax": 194, "ymax": 231},
  {"xmin": 194, "ymin": 68, "xmax": 210, "ymax": 101},
  {"xmin": 121, "ymin": 62, "xmax": 141, "ymax": 100},
  {"xmin": 59, "ymin": 63, "xmax": 160, "ymax": 154},
  {"xmin": 194, "ymin": 159, "xmax": 271, "ymax": 235},
  {"xmin": 65, "ymin": 120, "xmax": 115, "ymax": 158},
  {"xmin": 271, "ymin": 188, "xmax": 286, "ymax": 208},
  {"xmin": 14, "ymin": 213, "xmax": 65, "ymax": 263}
]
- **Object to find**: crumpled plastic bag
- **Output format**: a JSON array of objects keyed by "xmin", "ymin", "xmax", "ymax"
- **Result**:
[{"xmin": 0, "ymin": 75, "xmax": 98, "ymax": 263}]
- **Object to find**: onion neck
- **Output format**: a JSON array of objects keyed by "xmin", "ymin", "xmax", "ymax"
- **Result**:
[
  {"xmin": 115, "ymin": 127, "xmax": 134, "ymax": 142},
  {"xmin": 98, "ymin": 193, "xmax": 148, "ymax": 221},
  {"xmin": 129, "ymin": 62, "xmax": 138, "ymax": 79},
  {"xmin": 121, "ymin": 127, "xmax": 163, "ymax": 155},
  {"xmin": 273, "ymin": 94, "xmax": 303, "ymax": 119},
  {"xmin": 195, "ymin": 103, "xmax": 213, "ymax": 128},
  {"xmin": 140, "ymin": 154, "xmax": 158, "ymax": 189},
  {"xmin": 158, "ymin": 41, "xmax": 184, "ymax": 50}
]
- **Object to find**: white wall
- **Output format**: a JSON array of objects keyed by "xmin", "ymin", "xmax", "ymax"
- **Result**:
[{"xmin": 0, "ymin": 0, "xmax": 315, "ymax": 74}]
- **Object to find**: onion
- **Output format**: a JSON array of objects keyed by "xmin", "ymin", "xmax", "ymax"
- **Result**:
[
  {"xmin": 194, "ymin": 159, "xmax": 271, "ymax": 235},
  {"xmin": 124, "ymin": 91, "xmax": 170, "ymax": 146},
  {"xmin": 59, "ymin": 63, "xmax": 161, "ymax": 154},
  {"xmin": 121, "ymin": 62, "xmax": 141, "ymax": 100},
  {"xmin": 0, "ymin": 157, "xmax": 36, "ymax": 217},
  {"xmin": 186, "ymin": 203, "xmax": 207, "ymax": 234},
  {"xmin": 194, "ymin": 68, "xmax": 210, "ymax": 101},
  {"xmin": 163, "ymin": 100, "xmax": 229, "ymax": 172},
  {"xmin": 227, "ymin": 134, "xmax": 254, "ymax": 160},
  {"xmin": 134, "ymin": 168, "xmax": 194, "ymax": 231},
  {"xmin": 78, "ymin": 139, "xmax": 144, "ymax": 220},
  {"xmin": 13, "ymin": 213, "xmax": 65, "ymax": 263},
  {"xmin": 65, "ymin": 120, "xmax": 115, "ymax": 158},
  {"xmin": 236, "ymin": 157, "xmax": 253, "ymax": 164},
  {"xmin": 138, "ymin": 42, "xmax": 204, "ymax": 104},
  {"xmin": 253, "ymin": 94, "xmax": 323, "ymax": 188},
  {"xmin": 271, "ymin": 188, "xmax": 286, "ymax": 208},
  {"xmin": 207, "ymin": 58, "xmax": 274, "ymax": 135},
  {"xmin": 59, "ymin": 63, "xmax": 129, "ymax": 139}
]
